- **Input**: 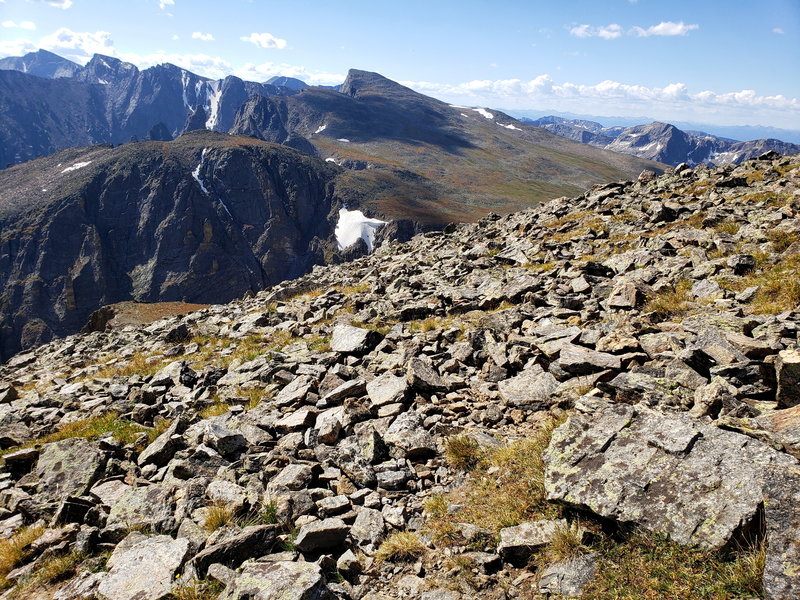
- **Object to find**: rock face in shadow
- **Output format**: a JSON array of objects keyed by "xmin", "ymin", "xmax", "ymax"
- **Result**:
[{"xmin": 0, "ymin": 132, "xmax": 339, "ymax": 360}]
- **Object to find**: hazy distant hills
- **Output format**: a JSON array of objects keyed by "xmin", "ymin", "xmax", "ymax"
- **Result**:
[{"xmin": 524, "ymin": 116, "xmax": 800, "ymax": 166}]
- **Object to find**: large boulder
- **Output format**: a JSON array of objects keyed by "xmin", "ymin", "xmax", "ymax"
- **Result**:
[
  {"xmin": 35, "ymin": 437, "xmax": 106, "ymax": 503},
  {"xmin": 220, "ymin": 560, "xmax": 333, "ymax": 600},
  {"xmin": 97, "ymin": 533, "xmax": 190, "ymax": 600},
  {"xmin": 762, "ymin": 465, "xmax": 800, "ymax": 600},
  {"xmin": 544, "ymin": 404, "xmax": 796, "ymax": 549}
]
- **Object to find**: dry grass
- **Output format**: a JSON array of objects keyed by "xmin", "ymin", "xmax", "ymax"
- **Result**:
[
  {"xmin": 427, "ymin": 417, "xmax": 564, "ymax": 543},
  {"xmin": 643, "ymin": 280, "xmax": 693, "ymax": 320},
  {"xmin": 203, "ymin": 503, "xmax": 236, "ymax": 532},
  {"xmin": 93, "ymin": 352, "xmax": 171, "ymax": 380},
  {"xmin": 582, "ymin": 532, "xmax": 765, "ymax": 600},
  {"xmin": 536, "ymin": 522, "xmax": 587, "ymax": 568},
  {"xmin": 1, "ymin": 412, "xmax": 154, "ymax": 458},
  {"xmin": 375, "ymin": 532, "xmax": 427, "ymax": 563},
  {"xmin": 443, "ymin": 435, "xmax": 483, "ymax": 472},
  {"xmin": 719, "ymin": 253, "xmax": 800, "ymax": 314},
  {"xmin": 12, "ymin": 551, "xmax": 85, "ymax": 593},
  {"xmin": 766, "ymin": 230, "xmax": 796, "ymax": 252},
  {"xmin": 199, "ymin": 400, "xmax": 230, "ymax": 419},
  {"xmin": 0, "ymin": 525, "xmax": 44, "ymax": 589},
  {"xmin": 713, "ymin": 220, "xmax": 741, "ymax": 235}
]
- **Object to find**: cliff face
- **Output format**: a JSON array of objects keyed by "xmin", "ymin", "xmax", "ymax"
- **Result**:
[{"xmin": 0, "ymin": 132, "xmax": 339, "ymax": 360}]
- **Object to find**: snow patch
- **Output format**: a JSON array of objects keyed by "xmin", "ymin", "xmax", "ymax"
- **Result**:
[
  {"xmin": 181, "ymin": 70, "xmax": 191, "ymax": 109},
  {"xmin": 192, "ymin": 148, "xmax": 210, "ymax": 194},
  {"xmin": 499, "ymin": 123, "xmax": 521, "ymax": 131},
  {"xmin": 325, "ymin": 157, "xmax": 339, "ymax": 164},
  {"xmin": 335, "ymin": 208, "xmax": 386, "ymax": 253},
  {"xmin": 204, "ymin": 81, "xmax": 223, "ymax": 130},
  {"xmin": 314, "ymin": 124, "xmax": 327, "ymax": 134},
  {"xmin": 460, "ymin": 113, "xmax": 469, "ymax": 118},
  {"xmin": 449, "ymin": 104, "xmax": 469, "ymax": 109},
  {"xmin": 61, "ymin": 161, "xmax": 92, "ymax": 174},
  {"xmin": 97, "ymin": 79, "xmax": 109, "ymax": 85},
  {"xmin": 472, "ymin": 108, "xmax": 494, "ymax": 119},
  {"xmin": 337, "ymin": 138, "xmax": 350, "ymax": 143}
]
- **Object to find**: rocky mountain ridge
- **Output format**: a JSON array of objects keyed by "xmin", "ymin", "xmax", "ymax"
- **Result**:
[
  {"xmin": 527, "ymin": 116, "xmax": 800, "ymax": 167},
  {"xmin": 0, "ymin": 152, "xmax": 798, "ymax": 599}
]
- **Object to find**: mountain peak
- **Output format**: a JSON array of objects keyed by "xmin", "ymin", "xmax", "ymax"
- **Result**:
[{"xmin": 340, "ymin": 69, "xmax": 416, "ymax": 98}]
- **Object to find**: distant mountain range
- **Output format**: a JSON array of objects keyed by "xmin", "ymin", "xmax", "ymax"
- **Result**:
[
  {"xmin": 521, "ymin": 116, "xmax": 800, "ymax": 166},
  {"xmin": 0, "ymin": 49, "xmax": 666, "ymax": 359}
]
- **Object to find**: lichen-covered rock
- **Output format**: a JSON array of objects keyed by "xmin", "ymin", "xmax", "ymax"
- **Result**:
[
  {"xmin": 294, "ymin": 517, "xmax": 349, "ymax": 552},
  {"xmin": 776, "ymin": 349, "xmax": 800, "ymax": 408},
  {"xmin": 330, "ymin": 324, "xmax": 381, "ymax": 354},
  {"xmin": 544, "ymin": 404, "xmax": 797, "ymax": 549},
  {"xmin": 498, "ymin": 519, "xmax": 567, "ymax": 563},
  {"xmin": 97, "ymin": 533, "xmax": 190, "ymax": 600},
  {"xmin": 220, "ymin": 560, "xmax": 333, "ymax": 600},
  {"xmin": 763, "ymin": 465, "xmax": 800, "ymax": 600},
  {"xmin": 35, "ymin": 438, "xmax": 105, "ymax": 503},
  {"xmin": 538, "ymin": 552, "xmax": 598, "ymax": 599}
]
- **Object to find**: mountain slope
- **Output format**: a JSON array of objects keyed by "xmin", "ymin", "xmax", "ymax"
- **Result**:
[
  {"xmin": 232, "ymin": 69, "xmax": 667, "ymax": 223},
  {"xmin": 0, "ymin": 132, "xmax": 342, "ymax": 360},
  {"xmin": 0, "ymin": 48, "xmax": 81, "ymax": 79}
]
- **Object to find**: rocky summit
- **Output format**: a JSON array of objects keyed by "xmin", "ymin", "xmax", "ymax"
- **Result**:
[{"xmin": 0, "ymin": 153, "xmax": 799, "ymax": 600}]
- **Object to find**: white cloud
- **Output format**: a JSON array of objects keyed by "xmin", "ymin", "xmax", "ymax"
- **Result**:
[
  {"xmin": 118, "ymin": 50, "xmax": 232, "ymax": 79},
  {"xmin": 402, "ymin": 75, "xmax": 800, "ymax": 128},
  {"xmin": 631, "ymin": 21, "xmax": 699, "ymax": 37},
  {"xmin": 234, "ymin": 61, "xmax": 343, "ymax": 86},
  {"xmin": 240, "ymin": 32, "xmax": 287, "ymax": 49},
  {"xmin": 772, "ymin": 27, "xmax": 785, "ymax": 34},
  {"xmin": 2, "ymin": 20, "xmax": 36, "ymax": 30},
  {"xmin": 26, "ymin": 0, "xmax": 71, "ymax": 8},
  {"xmin": 38, "ymin": 27, "xmax": 114, "ymax": 60},
  {"xmin": 171, "ymin": 34, "xmax": 179, "ymax": 40},
  {"xmin": 159, "ymin": 0, "xmax": 174, "ymax": 9},
  {"xmin": 0, "ymin": 38, "xmax": 37, "ymax": 56},
  {"xmin": 572, "ymin": 21, "xmax": 699, "ymax": 39},
  {"xmin": 191, "ymin": 31, "xmax": 214, "ymax": 41},
  {"xmin": 569, "ymin": 24, "xmax": 623, "ymax": 39}
]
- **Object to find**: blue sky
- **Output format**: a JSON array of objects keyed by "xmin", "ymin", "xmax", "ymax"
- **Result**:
[{"xmin": 1, "ymin": 0, "xmax": 798, "ymax": 128}]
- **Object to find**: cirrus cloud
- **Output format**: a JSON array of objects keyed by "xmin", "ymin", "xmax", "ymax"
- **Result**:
[
  {"xmin": 570, "ymin": 21, "xmax": 699, "ymax": 39},
  {"xmin": 241, "ymin": 32, "xmax": 287, "ymax": 49}
]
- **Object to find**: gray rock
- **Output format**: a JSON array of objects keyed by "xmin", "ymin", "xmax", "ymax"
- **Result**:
[
  {"xmin": 275, "ymin": 375, "xmax": 315, "ymax": 407},
  {"xmin": 192, "ymin": 525, "xmax": 278, "ymax": 577},
  {"xmin": 366, "ymin": 372, "xmax": 408, "ymax": 406},
  {"xmin": 498, "ymin": 365, "xmax": 558, "ymax": 408},
  {"xmin": 688, "ymin": 376, "xmax": 738, "ymax": 418},
  {"xmin": 406, "ymin": 356, "xmax": 448, "ymax": 392},
  {"xmin": 330, "ymin": 325, "xmax": 380, "ymax": 354},
  {"xmin": 384, "ymin": 411, "xmax": 437, "ymax": 459},
  {"xmin": 270, "ymin": 463, "xmax": 314, "ymax": 491},
  {"xmin": 763, "ymin": 465, "xmax": 800, "ymax": 600},
  {"xmin": 776, "ymin": 349, "xmax": 800, "ymax": 408},
  {"xmin": 35, "ymin": 438, "xmax": 105, "ymax": 503},
  {"xmin": 558, "ymin": 344, "xmax": 621, "ymax": 375},
  {"xmin": 97, "ymin": 533, "xmax": 190, "ymax": 600},
  {"xmin": 538, "ymin": 552, "xmax": 598, "ymax": 599},
  {"xmin": 294, "ymin": 517, "xmax": 350, "ymax": 552},
  {"xmin": 544, "ymin": 404, "xmax": 796, "ymax": 549},
  {"xmin": 106, "ymin": 483, "xmax": 178, "ymax": 533},
  {"xmin": 726, "ymin": 254, "xmax": 756, "ymax": 275},
  {"xmin": 350, "ymin": 507, "xmax": 385, "ymax": 551},
  {"xmin": 498, "ymin": 519, "xmax": 567, "ymax": 563},
  {"xmin": 220, "ymin": 560, "xmax": 333, "ymax": 600},
  {"xmin": 203, "ymin": 422, "xmax": 247, "ymax": 457},
  {"xmin": 138, "ymin": 415, "xmax": 189, "ymax": 467},
  {"xmin": 691, "ymin": 279, "xmax": 724, "ymax": 300}
]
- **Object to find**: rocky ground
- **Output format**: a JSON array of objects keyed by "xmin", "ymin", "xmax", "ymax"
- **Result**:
[{"xmin": 0, "ymin": 152, "xmax": 798, "ymax": 600}]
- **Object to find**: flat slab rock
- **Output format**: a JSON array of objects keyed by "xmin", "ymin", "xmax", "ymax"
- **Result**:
[
  {"xmin": 35, "ymin": 437, "xmax": 105, "ymax": 503},
  {"xmin": 763, "ymin": 465, "xmax": 800, "ymax": 600},
  {"xmin": 97, "ymin": 532, "xmax": 190, "ymax": 600},
  {"xmin": 543, "ymin": 404, "xmax": 797, "ymax": 550},
  {"xmin": 219, "ymin": 560, "xmax": 333, "ymax": 600}
]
